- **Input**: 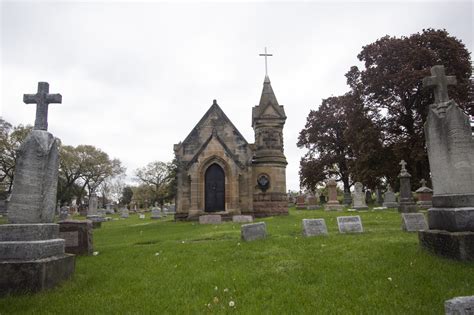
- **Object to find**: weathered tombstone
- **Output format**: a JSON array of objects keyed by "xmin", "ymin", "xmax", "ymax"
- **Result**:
[
  {"xmin": 241, "ymin": 222, "xmax": 266, "ymax": 241},
  {"xmin": 398, "ymin": 160, "xmax": 417, "ymax": 213},
  {"xmin": 319, "ymin": 195, "xmax": 326, "ymax": 204},
  {"xmin": 365, "ymin": 189, "xmax": 372, "ymax": 205},
  {"xmin": 302, "ymin": 219, "xmax": 328, "ymax": 237},
  {"xmin": 383, "ymin": 184, "xmax": 398, "ymax": 208},
  {"xmin": 337, "ymin": 216, "xmax": 363, "ymax": 233},
  {"xmin": 325, "ymin": 179, "xmax": 343, "ymax": 211},
  {"xmin": 121, "ymin": 207, "xmax": 129, "ymax": 218},
  {"xmin": 401, "ymin": 213, "xmax": 428, "ymax": 232},
  {"xmin": 199, "ymin": 214, "xmax": 222, "ymax": 224},
  {"xmin": 352, "ymin": 182, "xmax": 368, "ymax": 210},
  {"xmin": 0, "ymin": 82, "xmax": 75, "ymax": 296},
  {"xmin": 59, "ymin": 206, "xmax": 69, "ymax": 221},
  {"xmin": 150, "ymin": 204, "xmax": 161, "ymax": 219},
  {"xmin": 295, "ymin": 194, "xmax": 306, "ymax": 210},
  {"xmin": 105, "ymin": 204, "xmax": 114, "ymax": 214},
  {"xmin": 416, "ymin": 179, "xmax": 433, "ymax": 209},
  {"xmin": 375, "ymin": 188, "xmax": 384, "ymax": 206},
  {"xmin": 418, "ymin": 65, "xmax": 474, "ymax": 261},
  {"xmin": 343, "ymin": 190, "xmax": 352, "ymax": 206},
  {"xmin": 86, "ymin": 193, "xmax": 105, "ymax": 224},
  {"xmin": 139, "ymin": 213, "xmax": 145, "ymax": 219},
  {"xmin": 306, "ymin": 195, "xmax": 319, "ymax": 210},
  {"xmin": 232, "ymin": 215, "xmax": 253, "ymax": 223},
  {"xmin": 445, "ymin": 296, "xmax": 474, "ymax": 315},
  {"xmin": 166, "ymin": 204, "xmax": 176, "ymax": 214},
  {"xmin": 58, "ymin": 220, "xmax": 93, "ymax": 255}
]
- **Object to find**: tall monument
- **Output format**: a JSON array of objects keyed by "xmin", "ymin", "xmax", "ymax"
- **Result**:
[
  {"xmin": 0, "ymin": 82, "xmax": 75, "ymax": 295},
  {"xmin": 418, "ymin": 66, "xmax": 474, "ymax": 261}
]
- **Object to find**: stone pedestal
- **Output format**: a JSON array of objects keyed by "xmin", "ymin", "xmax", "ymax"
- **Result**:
[
  {"xmin": 306, "ymin": 196, "xmax": 319, "ymax": 210},
  {"xmin": 295, "ymin": 195, "xmax": 306, "ymax": 210},
  {"xmin": 0, "ymin": 223, "xmax": 75, "ymax": 296},
  {"xmin": 59, "ymin": 220, "xmax": 93, "ymax": 255},
  {"xmin": 353, "ymin": 182, "xmax": 368, "ymax": 210},
  {"xmin": 416, "ymin": 180, "xmax": 433, "ymax": 209},
  {"xmin": 325, "ymin": 179, "xmax": 343, "ymax": 211},
  {"xmin": 398, "ymin": 161, "xmax": 417, "ymax": 213}
]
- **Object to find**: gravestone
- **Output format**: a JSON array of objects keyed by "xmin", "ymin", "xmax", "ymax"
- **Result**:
[
  {"xmin": 199, "ymin": 214, "xmax": 222, "ymax": 224},
  {"xmin": 241, "ymin": 222, "xmax": 266, "ymax": 241},
  {"xmin": 401, "ymin": 213, "xmax": 428, "ymax": 232},
  {"xmin": 59, "ymin": 206, "xmax": 69, "ymax": 221},
  {"xmin": 365, "ymin": 189, "xmax": 372, "ymax": 205},
  {"xmin": 352, "ymin": 182, "xmax": 368, "ymax": 210},
  {"xmin": 150, "ymin": 204, "xmax": 161, "ymax": 219},
  {"xmin": 337, "ymin": 216, "xmax": 363, "ymax": 233},
  {"xmin": 105, "ymin": 204, "xmax": 114, "ymax": 214},
  {"xmin": 0, "ymin": 82, "xmax": 74, "ymax": 296},
  {"xmin": 418, "ymin": 65, "xmax": 474, "ymax": 261},
  {"xmin": 325, "ymin": 179, "xmax": 343, "ymax": 211},
  {"xmin": 232, "ymin": 215, "xmax": 253, "ymax": 223},
  {"xmin": 306, "ymin": 195, "xmax": 319, "ymax": 210},
  {"xmin": 302, "ymin": 219, "xmax": 328, "ymax": 237},
  {"xmin": 58, "ymin": 220, "xmax": 93, "ymax": 255},
  {"xmin": 139, "ymin": 213, "xmax": 145, "ymax": 219},
  {"xmin": 416, "ymin": 179, "xmax": 433, "ymax": 209},
  {"xmin": 343, "ymin": 191, "xmax": 352, "ymax": 206},
  {"xmin": 383, "ymin": 184, "xmax": 398, "ymax": 208},
  {"xmin": 166, "ymin": 204, "xmax": 176, "ymax": 214},
  {"xmin": 86, "ymin": 193, "xmax": 105, "ymax": 224},
  {"xmin": 121, "ymin": 207, "xmax": 129, "ymax": 218},
  {"xmin": 445, "ymin": 296, "xmax": 474, "ymax": 315},
  {"xmin": 295, "ymin": 194, "xmax": 306, "ymax": 210},
  {"xmin": 398, "ymin": 160, "xmax": 417, "ymax": 213},
  {"xmin": 375, "ymin": 188, "xmax": 384, "ymax": 205}
]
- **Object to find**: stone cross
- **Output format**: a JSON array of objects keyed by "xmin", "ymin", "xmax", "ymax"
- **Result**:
[
  {"xmin": 23, "ymin": 82, "xmax": 62, "ymax": 131},
  {"xmin": 422, "ymin": 65, "xmax": 457, "ymax": 104},
  {"xmin": 399, "ymin": 160, "xmax": 407, "ymax": 172},
  {"xmin": 420, "ymin": 178, "xmax": 427, "ymax": 187},
  {"xmin": 259, "ymin": 47, "xmax": 273, "ymax": 77}
]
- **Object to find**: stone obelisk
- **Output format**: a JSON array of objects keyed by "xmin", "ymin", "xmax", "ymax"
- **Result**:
[{"xmin": 0, "ymin": 82, "xmax": 75, "ymax": 296}]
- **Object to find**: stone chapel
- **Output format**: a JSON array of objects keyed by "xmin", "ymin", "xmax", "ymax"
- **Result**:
[{"xmin": 173, "ymin": 75, "xmax": 288, "ymax": 220}]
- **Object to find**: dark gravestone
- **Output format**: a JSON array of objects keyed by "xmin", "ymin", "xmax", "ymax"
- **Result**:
[{"xmin": 59, "ymin": 220, "xmax": 93, "ymax": 255}]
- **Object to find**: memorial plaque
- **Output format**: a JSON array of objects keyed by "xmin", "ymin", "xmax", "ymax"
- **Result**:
[
  {"xmin": 401, "ymin": 213, "xmax": 428, "ymax": 232},
  {"xmin": 302, "ymin": 219, "xmax": 328, "ymax": 237},
  {"xmin": 60, "ymin": 231, "xmax": 79, "ymax": 247},
  {"xmin": 337, "ymin": 216, "xmax": 363, "ymax": 233}
]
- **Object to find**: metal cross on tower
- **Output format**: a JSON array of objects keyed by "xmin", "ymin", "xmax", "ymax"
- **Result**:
[
  {"xmin": 23, "ymin": 82, "xmax": 62, "ymax": 131},
  {"xmin": 259, "ymin": 47, "xmax": 273, "ymax": 77}
]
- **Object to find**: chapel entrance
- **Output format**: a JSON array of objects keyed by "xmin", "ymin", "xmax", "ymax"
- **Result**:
[{"xmin": 205, "ymin": 163, "xmax": 225, "ymax": 212}]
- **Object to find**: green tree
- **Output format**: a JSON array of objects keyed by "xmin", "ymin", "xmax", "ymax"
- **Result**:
[
  {"xmin": 0, "ymin": 119, "xmax": 32, "ymax": 194},
  {"xmin": 120, "ymin": 186, "xmax": 134, "ymax": 206},
  {"xmin": 135, "ymin": 161, "xmax": 175, "ymax": 207}
]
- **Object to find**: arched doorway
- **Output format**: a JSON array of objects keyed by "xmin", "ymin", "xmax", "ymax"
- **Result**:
[{"xmin": 205, "ymin": 163, "xmax": 225, "ymax": 212}]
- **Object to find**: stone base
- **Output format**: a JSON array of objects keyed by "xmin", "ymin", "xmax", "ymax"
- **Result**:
[
  {"xmin": 58, "ymin": 220, "xmax": 93, "ymax": 256},
  {"xmin": 253, "ymin": 193, "xmax": 288, "ymax": 217},
  {"xmin": 86, "ymin": 215, "xmax": 106, "ymax": 223},
  {"xmin": 427, "ymin": 207, "xmax": 474, "ymax": 232},
  {"xmin": 417, "ymin": 201, "xmax": 432, "ymax": 209},
  {"xmin": 398, "ymin": 202, "xmax": 417, "ymax": 213},
  {"xmin": 418, "ymin": 229, "xmax": 474, "ymax": 261},
  {"xmin": 295, "ymin": 204, "xmax": 306, "ymax": 210},
  {"xmin": 325, "ymin": 201, "xmax": 343, "ymax": 211},
  {"xmin": 383, "ymin": 202, "xmax": 398, "ymax": 208},
  {"xmin": 0, "ymin": 254, "xmax": 75, "ymax": 296}
]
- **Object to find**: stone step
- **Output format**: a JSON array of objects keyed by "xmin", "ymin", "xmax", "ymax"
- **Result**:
[
  {"xmin": 0, "ymin": 239, "xmax": 65, "ymax": 260},
  {"xmin": 0, "ymin": 224, "xmax": 59, "ymax": 241}
]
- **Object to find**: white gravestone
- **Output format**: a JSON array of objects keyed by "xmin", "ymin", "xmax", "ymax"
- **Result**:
[{"xmin": 337, "ymin": 216, "xmax": 363, "ymax": 233}]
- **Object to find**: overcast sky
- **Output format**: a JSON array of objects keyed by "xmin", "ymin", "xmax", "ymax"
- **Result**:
[{"xmin": 1, "ymin": 0, "xmax": 472, "ymax": 191}]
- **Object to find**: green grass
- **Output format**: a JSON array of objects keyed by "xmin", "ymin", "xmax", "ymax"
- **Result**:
[{"xmin": 1, "ymin": 208, "xmax": 473, "ymax": 314}]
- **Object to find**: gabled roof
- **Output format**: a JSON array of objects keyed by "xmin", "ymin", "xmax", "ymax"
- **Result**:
[
  {"xmin": 185, "ymin": 130, "xmax": 245, "ymax": 170},
  {"xmin": 178, "ymin": 100, "xmax": 249, "ymax": 150}
]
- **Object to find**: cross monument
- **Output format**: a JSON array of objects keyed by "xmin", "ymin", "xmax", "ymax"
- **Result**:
[
  {"xmin": 23, "ymin": 82, "xmax": 62, "ymax": 131},
  {"xmin": 422, "ymin": 65, "xmax": 457, "ymax": 104},
  {"xmin": 259, "ymin": 47, "xmax": 273, "ymax": 77}
]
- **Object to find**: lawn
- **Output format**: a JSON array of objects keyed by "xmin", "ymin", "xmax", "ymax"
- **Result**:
[{"xmin": 0, "ymin": 208, "xmax": 473, "ymax": 314}]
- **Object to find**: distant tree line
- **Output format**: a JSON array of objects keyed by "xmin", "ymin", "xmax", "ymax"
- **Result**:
[{"xmin": 298, "ymin": 29, "xmax": 473, "ymax": 194}]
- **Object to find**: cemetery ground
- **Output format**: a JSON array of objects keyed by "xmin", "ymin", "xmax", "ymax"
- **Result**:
[{"xmin": 1, "ymin": 208, "xmax": 473, "ymax": 314}]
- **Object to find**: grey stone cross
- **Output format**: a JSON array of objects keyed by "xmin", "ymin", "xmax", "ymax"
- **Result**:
[
  {"xmin": 422, "ymin": 65, "xmax": 457, "ymax": 104},
  {"xmin": 259, "ymin": 47, "xmax": 273, "ymax": 77},
  {"xmin": 23, "ymin": 82, "xmax": 62, "ymax": 131},
  {"xmin": 420, "ymin": 178, "xmax": 427, "ymax": 187},
  {"xmin": 399, "ymin": 160, "xmax": 407, "ymax": 171}
]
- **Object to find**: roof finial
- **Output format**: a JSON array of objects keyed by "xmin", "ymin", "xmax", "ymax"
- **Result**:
[{"xmin": 259, "ymin": 47, "xmax": 273, "ymax": 77}]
